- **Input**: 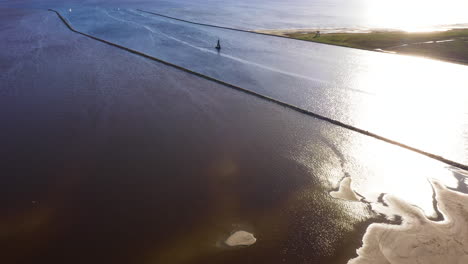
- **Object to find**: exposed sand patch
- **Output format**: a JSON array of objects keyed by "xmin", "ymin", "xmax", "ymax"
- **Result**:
[
  {"xmin": 330, "ymin": 177, "xmax": 361, "ymax": 202},
  {"xmin": 349, "ymin": 180, "xmax": 468, "ymax": 264},
  {"xmin": 225, "ymin": 230, "xmax": 256, "ymax": 247}
]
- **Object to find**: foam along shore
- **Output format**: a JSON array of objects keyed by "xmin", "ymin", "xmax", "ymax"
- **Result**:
[
  {"xmin": 258, "ymin": 28, "xmax": 468, "ymax": 65},
  {"xmin": 349, "ymin": 180, "xmax": 468, "ymax": 264},
  {"xmin": 225, "ymin": 231, "xmax": 256, "ymax": 247}
]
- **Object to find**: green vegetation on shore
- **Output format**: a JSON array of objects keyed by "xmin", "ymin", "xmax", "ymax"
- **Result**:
[{"xmin": 286, "ymin": 29, "xmax": 468, "ymax": 64}]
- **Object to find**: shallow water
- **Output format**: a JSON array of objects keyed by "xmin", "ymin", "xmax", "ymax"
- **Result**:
[
  {"xmin": 1, "ymin": 2, "xmax": 468, "ymax": 264},
  {"xmin": 0, "ymin": 9, "xmax": 373, "ymax": 263},
  {"xmin": 57, "ymin": 6, "xmax": 468, "ymax": 165}
]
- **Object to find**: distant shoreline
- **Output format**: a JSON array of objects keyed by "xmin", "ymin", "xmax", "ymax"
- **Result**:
[
  {"xmin": 255, "ymin": 28, "xmax": 468, "ymax": 65},
  {"xmin": 255, "ymin": 28, "xmax": 374, "ymax": 36}
]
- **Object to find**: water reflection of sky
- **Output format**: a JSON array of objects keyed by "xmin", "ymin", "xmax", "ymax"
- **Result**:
[
  {"xmin": 53, "ymin": 7, "xmax": 468, "ymax": 217},
  {"xmin": 59, "ymin": 7, "xmax": 468, "ymax": 166},
  {"xmin": 4, "ymin": 0, "xmax": 468, "ymax": 31}
]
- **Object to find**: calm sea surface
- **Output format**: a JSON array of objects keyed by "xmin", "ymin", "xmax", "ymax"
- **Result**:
[
  {"xmin": 3, "ymin": 0, "xmax": 468, "ymax": 30},
  {"xmin": 1, "ymin": 1, "xmax": 468, "ymax": 263}
]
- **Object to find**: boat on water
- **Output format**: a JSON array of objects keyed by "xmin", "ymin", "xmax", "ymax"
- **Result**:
[{"xmin": 215, "ymin": 39, "xmax": 221, "ymax": 50}]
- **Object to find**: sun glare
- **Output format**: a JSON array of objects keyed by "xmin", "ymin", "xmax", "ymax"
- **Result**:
[
  {"xmin": 344, "ymin": 53, "xmax": 468, "ymax": 213},
  {"xmin": 364, "ymin": 0, "xmax": 468, "ymax": 32}
]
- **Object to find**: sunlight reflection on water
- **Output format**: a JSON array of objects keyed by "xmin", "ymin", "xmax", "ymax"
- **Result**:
[
  {"xmin": 363, "ymin": 0, "xmax": 468, "ymax": 32},
  {"xmin": 347, "ymin": 53, "xmax": 468, "ymax": 164},
  {"xmin": 338, "ymin": 54, "xmax": 468, "ymax": 216}
]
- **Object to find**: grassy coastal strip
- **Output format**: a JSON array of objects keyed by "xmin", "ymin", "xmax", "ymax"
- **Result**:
[{"xmin": 284, "ymin": 29, "xmax": 468, "ymax": 65}]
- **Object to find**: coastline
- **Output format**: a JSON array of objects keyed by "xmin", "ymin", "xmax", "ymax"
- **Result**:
[
  {"xmin": 254, "ymin": 28, "xmax": 374, "ymax": 36},
  {"xmin": 254, "ymin": 28, "xmax": 468, "ymax": 65}
]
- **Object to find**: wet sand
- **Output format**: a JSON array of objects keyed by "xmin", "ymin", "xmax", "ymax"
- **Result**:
[{"xmin": 349, "ymin": 179, "xmax": 468, "ymax": 263}]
